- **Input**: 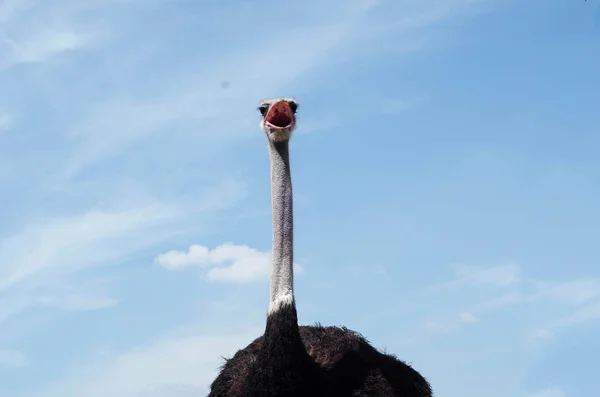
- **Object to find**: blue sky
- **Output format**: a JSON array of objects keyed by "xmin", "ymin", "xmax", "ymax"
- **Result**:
[{"xmin": 0, "ymin": 0, "xmax": 599, "ymax": 396}]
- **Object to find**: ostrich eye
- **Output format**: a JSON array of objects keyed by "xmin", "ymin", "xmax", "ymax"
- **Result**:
[
  {"xmin": 258, "ymin": 105, "xmax": 269, "ymax": 116},
  {"xmin": 288, "ymin": 101, "xmax": 298, "ymax": 114}
]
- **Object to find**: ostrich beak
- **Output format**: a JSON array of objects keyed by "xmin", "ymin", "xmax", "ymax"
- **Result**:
[{"xmin": 265, "ymin": 101, "xmax": 295, "ymax": 129}]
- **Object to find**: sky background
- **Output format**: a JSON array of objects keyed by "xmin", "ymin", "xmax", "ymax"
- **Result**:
[{"xmin": 1, "ymin": 0, "xmax": 599, "ymax": 396}]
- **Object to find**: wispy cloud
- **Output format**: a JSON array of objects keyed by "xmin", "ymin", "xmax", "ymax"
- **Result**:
[
  {"xmin": 0, "ymin": 178, "xmax": 244, "ymax": 324},
  {"xmin": 428, "ymin": 263, "xmax": 521, "ymax": 291},
  {"xmin": 33, "ymin": 0, "xmax": 489, "ymax": 181},
  {"xmin": 411, "ymin": 263, "xmax": 600, "ymax": 344},
  {"xmin": 475, "ymin": 278, "xmax": 600, "ymax": 313},
  {"xmin": 0, "ymin": 277, "xmax": 118, "ymax": 325},
  {"xmin": 24, "ymin": 325, "xmax": 261, "ymax": 397},
  {"xmin": 532, "ymin": 279, "xmax": 600, "ymax": 305},
  {"xmin": 0, "ymin": 203, "xmax": 179, "ymax": 291},
  {"xmin": 0, "ymin": 0, "xmax": 98, "ymax": 68},
  {"xmin": 156, "ymin": 243, "xmax": 303, "ymax": 284},
  {"xmin": 452, "ymin": 263, "xmax": 521, "ymax": 287},
  {"xmin": 6, "ymin": 1, "xmax": 571, "ymax": 397},
  {"xmin": 390, "ymin": 258, "xmax": 598, "ymax": 396},
  {"xmin": 0, "ymin": 202, "xmax": 177, "ymax": 324},
  {"xmin": 551, "ymin": 299, "xmax": 600, "ymax": 329},
  {"xmin": 2, "ymin": 30, "xmax": 89, "ymax": 66}
]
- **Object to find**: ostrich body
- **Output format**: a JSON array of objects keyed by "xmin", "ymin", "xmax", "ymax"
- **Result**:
[{"xmin": 207, "ymin": 98, "xmax": 432, "ymax": 397}]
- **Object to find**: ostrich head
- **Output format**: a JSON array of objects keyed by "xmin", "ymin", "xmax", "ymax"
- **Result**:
[{"xmin": 258, "ymin": 98, "xmax": 298, "ymax": 142}]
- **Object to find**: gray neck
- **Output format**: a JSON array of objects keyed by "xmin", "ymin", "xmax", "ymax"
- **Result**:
[{"xmin": 267, "ymin": 140, "xmax": 295, "ymax": 314}]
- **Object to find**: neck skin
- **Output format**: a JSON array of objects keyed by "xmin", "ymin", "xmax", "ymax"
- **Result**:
[{"xmin": 267, "ymin": 140, "xmax": 295, "ymax": 315}]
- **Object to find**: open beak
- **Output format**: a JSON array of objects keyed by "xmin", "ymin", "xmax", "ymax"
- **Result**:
[{"xmin": 265, "ymin": 101, "xmax": 295, "ymax": 129}]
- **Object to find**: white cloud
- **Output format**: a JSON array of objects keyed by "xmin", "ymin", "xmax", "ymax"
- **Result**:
[
  {"xmin": 156, "ymin": 243, "xmax": 303, "ymax": 284},
  {"xmin": 155, "ymin": 245, "xmax": 211, "ymax": 270},
  {"xmin": 458, "ymin": 312, "xmax": 478, "ymax": 323},
  {"xmin": 0, "ymin": 349, "xmax": 29, "ymax": 367}
]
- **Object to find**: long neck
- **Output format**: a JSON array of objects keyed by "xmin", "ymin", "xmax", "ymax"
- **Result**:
[
  {"xmin": 256, "ymin": 139, "xmax": 316, "ymax": 390},
  {"xmin": 267, "ymin": 140, "xmax": 295, "ymax": 315}
]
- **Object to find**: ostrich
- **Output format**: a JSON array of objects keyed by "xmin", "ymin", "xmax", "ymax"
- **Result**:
[{"xmin": 207, "ymin": 98, "xmax": 432, "ymax": 397}]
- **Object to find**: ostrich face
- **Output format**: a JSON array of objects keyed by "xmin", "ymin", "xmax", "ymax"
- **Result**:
[{"xmin": 258, "ymin": 98, "xmax": 298, "ymax": 143}]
